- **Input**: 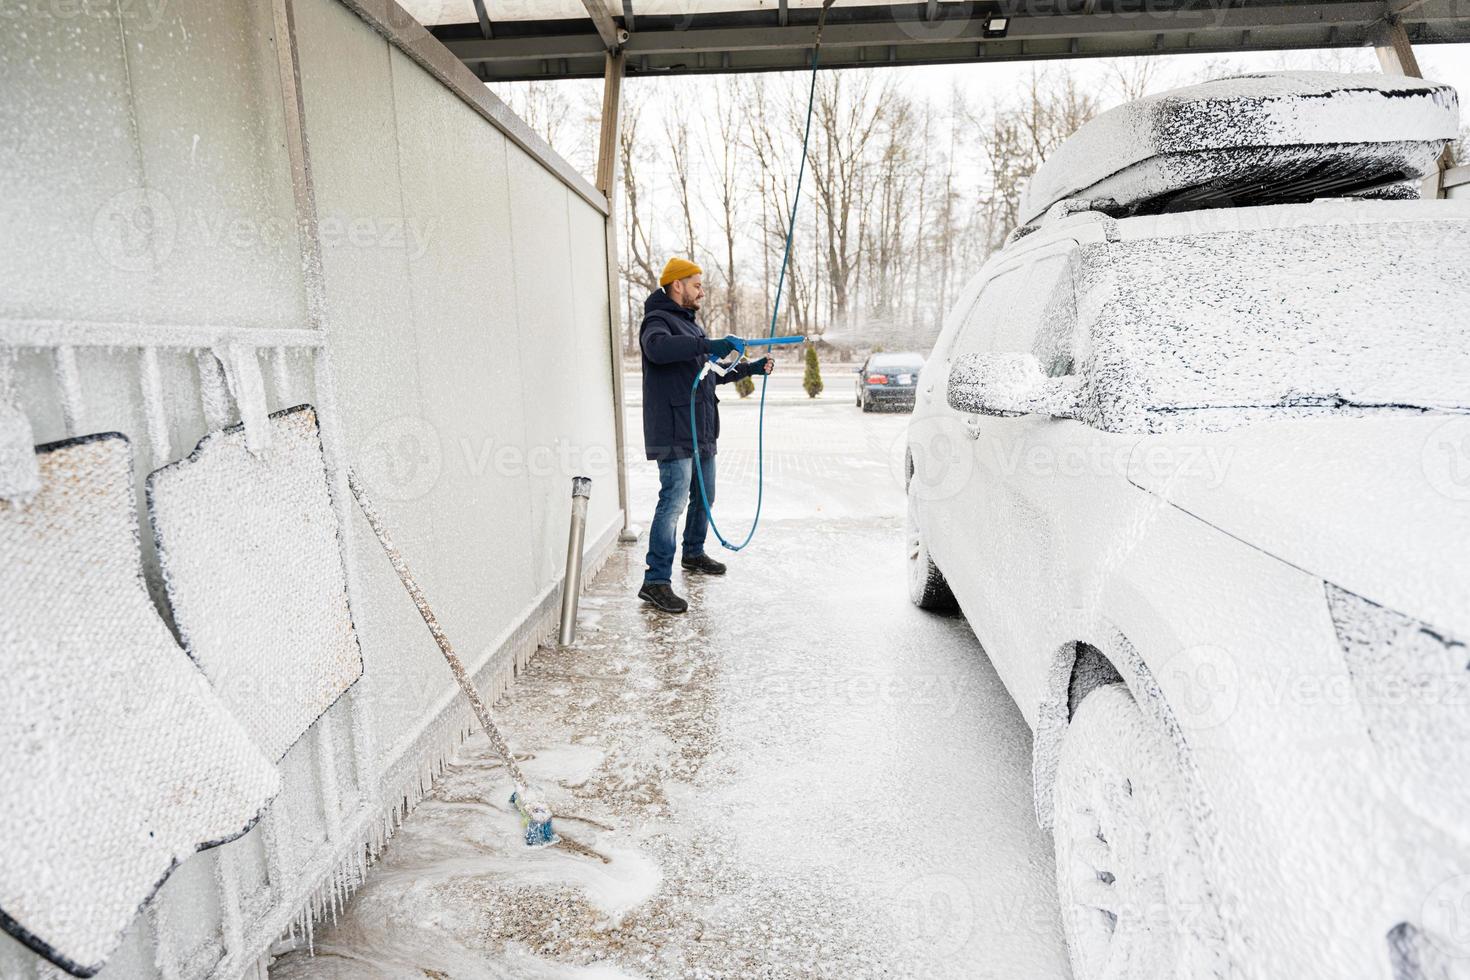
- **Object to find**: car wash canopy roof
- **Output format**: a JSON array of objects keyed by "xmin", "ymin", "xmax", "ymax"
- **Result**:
[{"xmin": 402, "ymin": 0, "xmax": 1470, "ymax": 81}]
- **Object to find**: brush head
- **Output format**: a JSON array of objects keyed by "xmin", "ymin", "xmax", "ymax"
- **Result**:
[{"xmin": 510, "ymin": 789, "xmax": 558, "ymax": 848}]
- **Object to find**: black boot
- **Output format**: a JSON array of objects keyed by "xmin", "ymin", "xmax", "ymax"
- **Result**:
[
  {"xmin": 681, "ymin": 553, "xmax": 727, "ymax": 575},
  {"xmin": 637, "ymin": 582, "xmax": 689, "ymax": 613}
]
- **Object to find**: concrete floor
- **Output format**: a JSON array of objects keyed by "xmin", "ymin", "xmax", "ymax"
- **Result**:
[{"xmin": 271, "ymin": 390, "xmax": 1071, "ymax": 979}]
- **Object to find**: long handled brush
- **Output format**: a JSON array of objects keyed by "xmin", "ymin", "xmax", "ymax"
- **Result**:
[{"xmin": 347, "ymin": 471, "xmax": 557, "ymax": 848}]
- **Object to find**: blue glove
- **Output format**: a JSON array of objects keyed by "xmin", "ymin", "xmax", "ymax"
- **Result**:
[{"xmin": 706, "ymin": 335, "xmax": 744, "ymax": 359}]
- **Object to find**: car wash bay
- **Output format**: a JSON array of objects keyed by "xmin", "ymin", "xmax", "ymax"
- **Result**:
[{"xmin": 269, "ymin": 391, "xmax": 1072, "ymax": 979}]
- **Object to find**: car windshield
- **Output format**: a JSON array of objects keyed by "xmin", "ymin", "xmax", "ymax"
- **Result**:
[
  {"xmin": 1081, "ymin": 213, "xmax": 1470, "ymax": 431},
  {"xmin": 871, "ymin": 355, "xmax": 923, "ymax": 373}
]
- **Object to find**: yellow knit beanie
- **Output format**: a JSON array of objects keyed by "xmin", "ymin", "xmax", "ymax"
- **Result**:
[{"xmin": 659, "ymin": 257, "xmax": 702, "ymax": 287}]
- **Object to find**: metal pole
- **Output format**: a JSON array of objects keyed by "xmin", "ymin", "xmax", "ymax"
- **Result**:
[
  {"xmin": 595, "ymin": 50, "xmax": 641, "ymax": 543},
  {"xmin": 1373, "ymin": 14, "xmax": 1454, "ymax": 199},
  {"xmin": 559, "ymin": 477, "xmax": 593, "ymax": 646}
]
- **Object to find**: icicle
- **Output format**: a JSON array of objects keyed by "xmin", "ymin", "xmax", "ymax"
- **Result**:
[
  {"xmin": 271, "ymin": 346, "xmax": 292, "ymax": 407},
  {"xmin": 138, "ymin": 346, "xmax": 172, "ymax": 464},
  {"xmin": 261, "ymin": 809, "xmax": 287, "ymax": 898},
  {"xmin": 51, "ymin": 346, "xmax": 84, "ymax": 436},
  {"xmin": 314, "ymin": 712, "xmax": 343, "ymax": 844},
  {"xmin": 195, "ymin": 349, "xmax": 232, "ymax": 431},
  {"xmin": 0, "ymin": 355, "xmax": 39, "ymax": 503},
  {"xmin": 215, "ymin": 845, "xmax": 245, "ymax": 956},
  {"xmin": 217, "ymin": 344, "xmax": 271, "ymax": 455}
]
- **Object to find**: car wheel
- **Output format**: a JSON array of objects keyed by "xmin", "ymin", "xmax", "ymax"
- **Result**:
[
  {"xmin": 905, "ymin": 480, "xmax": 956, "ymax": 611},
  {"xmin": 1053, "ymin": 683, "xmax": 1227, "ymax": 980}
]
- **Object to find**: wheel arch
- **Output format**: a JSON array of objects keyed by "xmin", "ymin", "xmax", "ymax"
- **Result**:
[
  {"xmin": 1032, "ymin": 628, "xmax": 1242, "ymax": 971},
  {"xmin": 1031, "ymin": 629, "xmax": 1210, "ymax": 836}
]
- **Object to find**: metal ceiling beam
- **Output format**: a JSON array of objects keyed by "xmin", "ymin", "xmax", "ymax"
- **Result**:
[
  {"xmin": 471, "ymin": 0, "xmax": 493, "ymax": 38},
  {"xmin": 431, "ymin": 0, "xmax": 1470, "ymax": 80},
  {"xmin": 1373, "ymin": 11, "xmax": 1456, "ymax": 196},
  {"xmin": 580, "ymin": 0, "xmax": 624, "ymax": 50}
]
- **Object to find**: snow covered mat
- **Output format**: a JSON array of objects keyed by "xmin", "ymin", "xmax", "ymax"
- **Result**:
[
  {"xmin": 1019, "ymin": 71, "xmax": 1459, "ymax": 226},
  {"xmin": 148, "ymin": 405, "xmax": 363, "ymax": 762},
  {"xmin": 0, "ymin": 433, "xmax": 279, "ymax": 978}
]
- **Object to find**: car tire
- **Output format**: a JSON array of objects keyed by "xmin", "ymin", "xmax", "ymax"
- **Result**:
[
  {"xmin": 1053, "ymin": 683, "xmax": 1228, "ymax": 980},
  {"xmin": 905, "ymin": 482, "xmax": 956, "ymax": 611},
  {"xmin": 860, "ymin": 394, "xmax": 872, "ymax": 413}
]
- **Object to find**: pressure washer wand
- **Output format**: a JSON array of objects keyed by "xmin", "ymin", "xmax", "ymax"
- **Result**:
[
  {"xmin": 702, "ymin": 335, "xmax": 806, "ymax": 376},
  {"xmin": 347, "ymin": 470, "xmax": 558, "ymax": 848}
]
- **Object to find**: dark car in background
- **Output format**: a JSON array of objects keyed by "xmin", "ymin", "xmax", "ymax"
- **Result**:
[{"xmin": 855, "ymin": 352, "xmax": 924, "ymax": 412}]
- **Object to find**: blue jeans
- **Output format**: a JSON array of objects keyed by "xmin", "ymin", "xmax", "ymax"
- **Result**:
[{"xmin": 643, "ymin": 454, "xmax": 716, "ymax": 585}]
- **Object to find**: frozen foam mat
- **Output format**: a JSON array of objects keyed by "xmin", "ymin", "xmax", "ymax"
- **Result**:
[
  {"xmin": 0, "ymin": 433, "xmax": 280, "ymax": 978},
  {"xmin": 148, "ymin": 405, "xmax": 363, "ymax": 762}
]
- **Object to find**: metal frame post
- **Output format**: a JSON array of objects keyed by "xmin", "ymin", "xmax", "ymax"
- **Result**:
[
  {"xmin": 596, "ymin": 50, "xmax": 640, "ymax": 542},
  {"xmin": 1373, "ymin": 11, "xmax": 1455, "ymax": 198}
]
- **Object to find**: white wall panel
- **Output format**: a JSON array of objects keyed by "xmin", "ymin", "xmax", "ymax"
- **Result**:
[
  {"xmin": 121, "ymin": 0, "xmax": 307, "ymax": 329},
  {"xmin": 507, "ymin": 149, "xmax": 581, "ymax": 587},
  {"xmin": 0, "ymin": 0, "xmax": 306, "ymax": 330},
  {"xmin": 1, "ymin": 0, "xmax": 622, "ymax": 976},
  {"xmin": 566, "ymin": 203, "xmax": 622, "ymax": 539},
  {"xmin": 0, "ymin": 5, "xmax": 140, "ymax": 325},
  {"xmin": 292, "ymin": 0, "xmax": 446, "ymax": 770}
]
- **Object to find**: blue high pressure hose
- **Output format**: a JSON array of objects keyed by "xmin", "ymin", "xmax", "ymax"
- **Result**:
[{"xmin": 689, "ymin": 0, "xmax": 834, "ymax": 552}]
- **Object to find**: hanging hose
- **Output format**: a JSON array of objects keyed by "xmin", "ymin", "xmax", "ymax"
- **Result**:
[{"xmin": 690, "ymin": 0, "xmax": 837, "ymax": 552}]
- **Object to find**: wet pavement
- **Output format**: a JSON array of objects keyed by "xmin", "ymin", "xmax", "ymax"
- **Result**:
[{"xmin": 270, "ymin": 394, "xmax": 1071, "ymax": 979}]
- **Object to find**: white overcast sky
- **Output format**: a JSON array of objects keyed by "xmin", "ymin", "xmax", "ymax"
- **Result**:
[{"xmin": 489, "ymin": 42, "xmax": 1470, "ymax": 190}]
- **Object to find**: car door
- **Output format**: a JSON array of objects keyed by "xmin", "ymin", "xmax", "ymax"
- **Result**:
[
  {"xmin": 918, "ymin": 237, "xmax": 1113, "ymax": 717},
  {"xmin": 959, "ymin": 239, "xmax": 1147, "ymax": 716},
  {"xmin": 942, "ymin": 243, "xmax": 1075, "ymax": 643}
]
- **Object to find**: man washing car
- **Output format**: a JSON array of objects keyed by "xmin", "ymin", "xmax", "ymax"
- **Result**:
[{"xmin": 636, "ymin": 257, "xmax": 775, "ymax": 614}]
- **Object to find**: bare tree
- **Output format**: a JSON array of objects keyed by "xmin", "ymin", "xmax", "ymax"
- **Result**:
[
  {"xmin": 494, "ymin": 59, "xmax": 1140, "ymax": 358},
  {"xmin": 664, "ymin": 114, "xmax": 698, "ymax": 259},
  {"xmin": 1104, "ymin": 57, "xmax": 1163, "ymax": 104},
  {"xmin": 809, "ymin": 72, "xmax": 892, "ymax": 328},
  {"xmin": 746, "ymin": 74, "xmax": 814, "ymax": 334},
  {"xmin": 619, "ymin": 92, "xmax": 659, "ymax": 352},
  {"xmin": 702, "ymin": 77, "xmax": 745, "ymax": 335}
]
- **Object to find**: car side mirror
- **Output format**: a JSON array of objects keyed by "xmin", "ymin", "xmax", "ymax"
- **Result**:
[{"xmin": 947, "ymin": 352, "xmax": 1083, "ymax": 419}]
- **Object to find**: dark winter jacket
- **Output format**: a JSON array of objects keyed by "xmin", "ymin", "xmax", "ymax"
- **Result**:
[{"xmin": 639, "ymin": 287, "xmax": 758, "ymax": 462}]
